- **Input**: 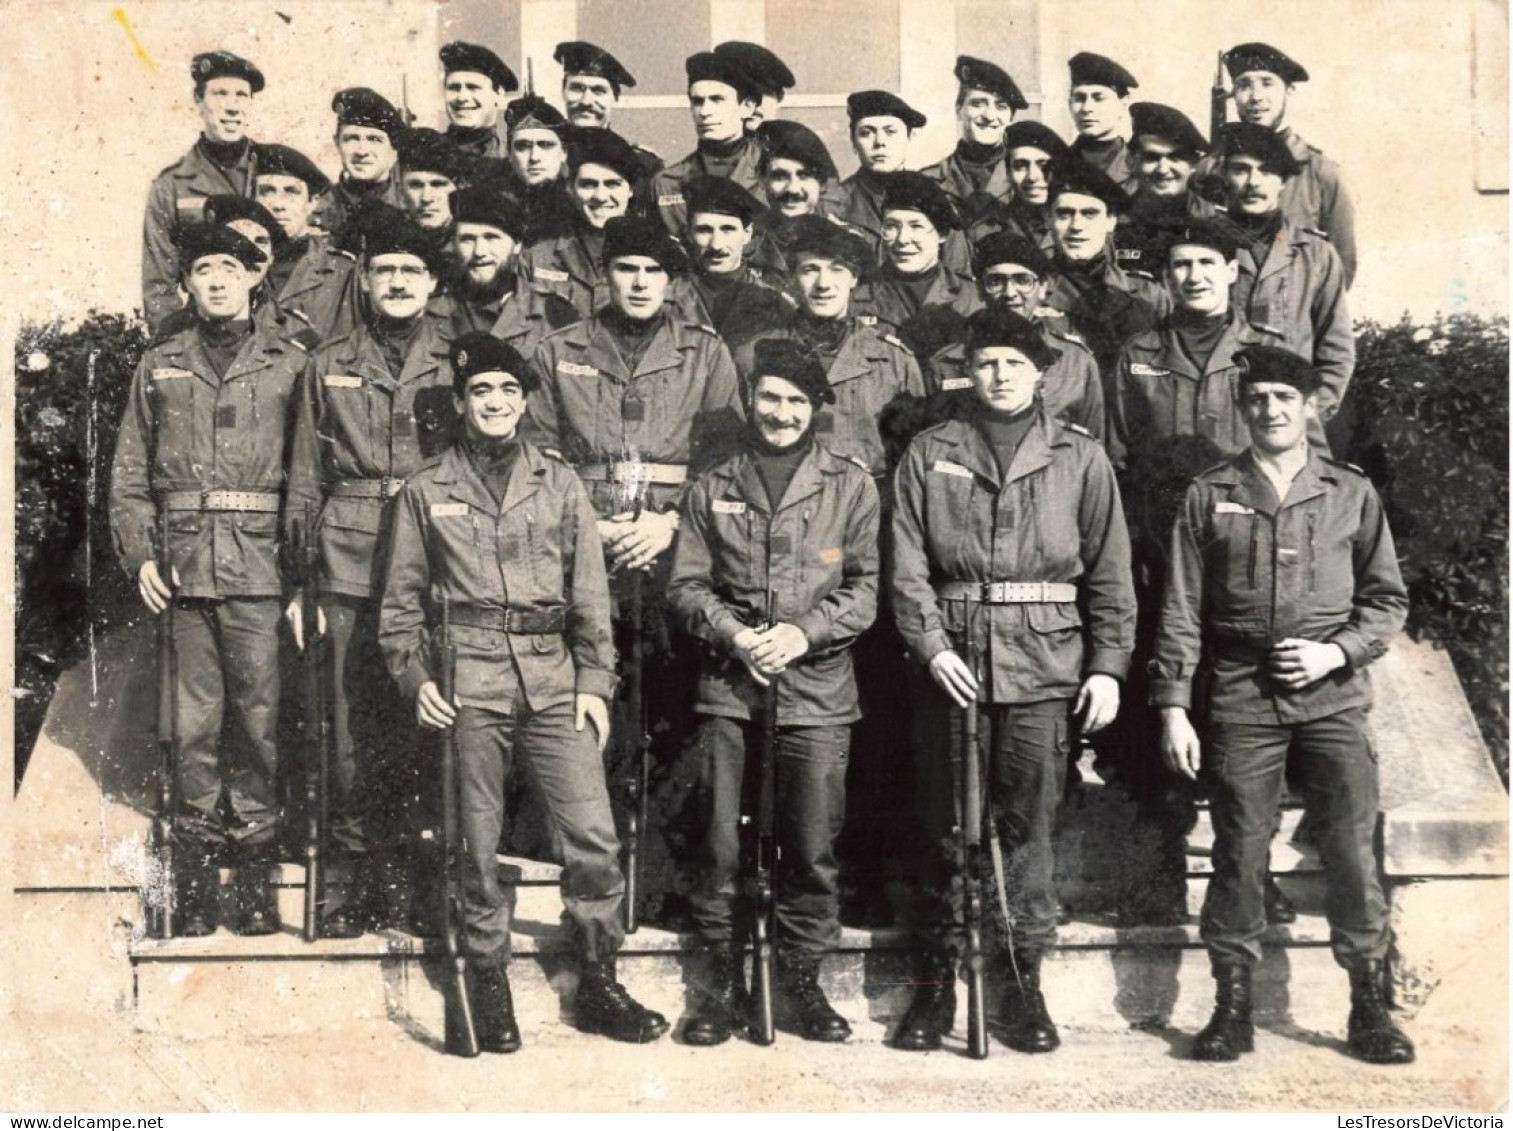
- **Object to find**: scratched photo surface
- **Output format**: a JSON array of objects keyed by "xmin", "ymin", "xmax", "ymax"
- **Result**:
[{"xmin": 3, "ymin": 0, "xmax": 1508, "ymax": 1114}]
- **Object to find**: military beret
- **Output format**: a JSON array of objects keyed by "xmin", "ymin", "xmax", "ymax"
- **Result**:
[
  {"xmin": 554, "ymin": 41, "xmax": 637, "ymax": 91},
  {"xmin": 1156, "ymin": 214, "xmax": 1249, "ymax": 261},
  {"xmin": 1001, "ymin": 120, "xmax": 1069, "ymax": 158},
  {"xmin": 602, "ymin": 215, "xmax": 689, "ymax": 275},
  {"xmin": 749, "ymin": 338, "xmax": 835, "ymax": 407},
  {"xmin": 450, "ymin": 184, "xmax": 527, "ymax": 239},
  {"xmin": 439, "ymin": 42, "xmax": 518, "ymax": 92},
  {"xmin": 972, "ymin": 231, "xmax": 1052, "ymax": 279},
  {"xmin": 191, "ymin": 51, "xmax": 264, "ymax": 93},
  {"xmin": 1129, "ymin": 102, "xmax": 1208, "ymax": 158},
  {"xmin": 847, "ymin": 90, "xmax": 926, "ymax": 130},
  {"xmin": 1047, "ymin": 155, "xmax": 1129, "ymax": 212},
  {"xmin": 564, "ymin": 126, "xmax": 641, "ymax": 180},
  {"xmin": 396, "ymin": 127, "xmax": 475, "ymax": 184},
  {"xmin": 780, "ymin": 214, "xmax": 873, "ymax": 278},
  {"xmin": 332, "ymin": 87, "xmax": 404, "ymax": 136},
  {"xmin": 758, "ymin": 119, "xmax": 838, "ymax": 181},
  {"xmin": 504, "ymin": 95, "xmax": 569, "ymax": 135},
  {"xmin": 253, "ymin": 144, "xmax": 331, "ymax": 196},
  {"xmin": 683, "ymin": 176, "xmax": 766, "ymax": 224},
  {"xmin": 176, "ymin": 221, "xmax": 268, "ymax": 271},
  {"xmin": 199, "ymin": 194, "xmax": 287, "ymax": 252},
  {"xmin": 451, "ymin": 330, "xmax": 538, "ymax": 394},
  {"xmin": 1218, "ymin": 122, "xmax": 1303, "ymax": 177},
  {"xmin": 1235, "ymin": 345, "xmax": 1323, "ymax": 393},
  {"xmin": 1224, "ymin": 42, "xmax": 1309, "ymax": 85},
  {"xmin": 360, "ymin": 214, "xmax": 442, "ymax": 272},
  {"xmin": 685, "ymin": 51, "xmax": 761, "ymax": 104},
  {"xmin": 963, "ymin": 307, "xmax": 1058, "ymax": 369},
  {"xmin": 954, "ymin": 55, "xmax": 1028, "ymax": 110},
  {"xmin": 1068, "ymin": 52, "xmax": 1138, "ymax": 94},
  {"xmin": 714, "ymin": 42, "xmax": 795, "ymax": 99},
  {"xmin": 881, "ymin": 171, "xmax": 960, "ymax": 233}
]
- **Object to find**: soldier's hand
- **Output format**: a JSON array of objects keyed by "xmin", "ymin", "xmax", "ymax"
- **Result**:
[
  {"xmin": 928, "ymin": 649, "xmax": 978, "ymax": 710},
  {"xmin": 748, "ymin": 623, "xmax": 809, "ymax": 674},
  {"xmin": 1160, "ymin": 708, "xmax": 1202, "ymax": 780},
  {"xmin": 1268, "ymin": 638, "xmax": 1348, "ymax": 690},
  {"xmin": 575, "ymin": 693, "xmax": 611, "ymax": 753},
  {"xmin": 283, "ymin": 596, "xmax": 327, "ymax": 651},
  {"xmin": 602, "ymin": 509, "xmax": 678, "ymax": 572},
  {"xmin": 1075, "ymin": 673, "xmax": 1120, "ymax": 734},
  {"xmin": 137, "ymin": 560, "xmax": 178, "ymax": 614},
  {"xmin": 732, "ymin": 630, "xmax": 772, "ymax": 687},
  {"xmin": 416, "ymin": 680, "xmax": 458, "ymax": 730}
]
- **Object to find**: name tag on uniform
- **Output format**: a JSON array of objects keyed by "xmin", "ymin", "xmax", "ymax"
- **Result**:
[
  {"xmin": 175, "ymin": 196, "xmax": 206, "ymax": 218},
  {"xmin": 932, "ymin": 460, "xmax": 974, "ymax": 479},
  {"xmin": 430, "ymin": 503, "xmax": 469, "ymax": 517},
  {"xmin": 940, "ymin": 377, "xmax": 973, "ymax": 391},
  {"xmin": 557, "ymin": 361, "xmax": 597, "ymax": 377},
  {"xmin": 323, "ymin": 374, "xmax": 363, "ymax": 388},
  {"xmin": 1214, "ymin": 501, "xmax": 1256, "ymax": 515},
  {"xmin": 658, "ymin": 193, "xmax": 685, "ymax": 207},
  {"xmin": 1130, "ymin": 363, "xmax": 1170, "ymax": 377},
  {"xmin": 535, "ymin": 267, "xmax": 569, "ymax": 283},
  {"xmin": 713, "ymin": 499, "xmax": 746, "ymax": 515},
  {"xmin": 152, "ymin": 367, "xmax": 195, "ymax": 381}
]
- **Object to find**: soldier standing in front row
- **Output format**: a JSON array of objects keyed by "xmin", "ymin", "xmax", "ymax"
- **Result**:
[{"xmin": 379, "ymin": 331, "xmax": 670, "ymax": 1050}]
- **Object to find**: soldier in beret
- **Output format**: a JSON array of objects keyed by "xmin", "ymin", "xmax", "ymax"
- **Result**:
[
  {"xmin": 150, "ymin": 195, "xmax": 288, "ymax": 343},
  {"xmin": 554, "ymin": 41, "xmax": 665, "ymax": 188},
  {"xmin": 439, "ymin": 41, "xmax": 519, "ymax": 161},
  {"xmin": 1116, "ymin": 104, "xmax": 1216, "ymax": 282},
  {"xmin": 395, "ymin": 127, "xmax": 475, "ymax": 254},
  {"xmin": 1067, "ymin": 52, "xmax": 1140, "ymax": 193},
  {"xmin": 834, "ymin": 91, "xmax": 928, "ymax": 259},
  {"xmin": 1153, "ymin": 345, "xmax": 1414, "ymax": 1067},
  {"xmin": 986, "ymin": 120, "xmax": 1070, "ymax": 249},
  {"xmin": 379, "ymin": 330, "xmax": 670, "ymax": 1050},
  {"xmin": 920, "ymin": 56, "xmax": 1027, "ymax": 231},
  {"xmin": 493, "ymin": 96, "xmax": 576, "ymax": 246},
  {"xmin": 713, "ymin": 41, "xmax": 795, "ymax": 132},
  {"xmin": 112, "ymin": 222, "xmax": 306, "ymax": 937},
  {"xmin": 142, "ymin": 50, "xmax": 266, "ymax": 335},
  {"xmin": 667, "ymin": 338, "xmax": 880, "ymax": 1045},
  {"xmin": 311, "ymin": 88, "xmax": 409, "ymax": 247},
  {"xmin": 250, "ymin": 144, "xmax": 354, "ymax": 328},
  {"xmin": 758, "ymin": 119, "xmax": 840, "ymax": 221},
  {"xmin": 670, "ymin": 176, "xmax": 793, "ymax": 347}
]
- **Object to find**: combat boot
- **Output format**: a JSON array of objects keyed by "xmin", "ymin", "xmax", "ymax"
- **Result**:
[
  {"xmin": 1000, "ymin": 951, "xmax": 1060, "ymax": 1053},
  {"xmin": 468, "ymin": 950, "xmax": 522, "ymax": 1054},
  {"xmin": 778, "ymin": 951, "xmax": 850, "ymax": 1043},
  {"xmin": 1346, "ymin": 960, "xmax": 1415, "ymax": 1064},
  {"xmin": 232, "ymin": 846, "xmax": 283, "ymax": 936},
  {"xmin": 574, "ymin": 958, "xmax": 670, "ymax": 1043},
  {"xmin": 683, "ymin": 950, "xmax": 746, "ymax": 1047},
  {"xmin": 1264, "ymin": 875, "xmax": 1298, "ymax": 925},
  {"xmin": 890, "ymin": 953, "xmax": 957, "ymax": 1051},
  {"xmin": 172, "ymin": 848, "xmax": 219, "ymax": 937},
  {"xmin": 1192, "ymin": 963, "xmax": 1254, "ymax": 1061},
  {"xmin": 321, "ymin": 859, "xmax": 382, "ymax": 939}
]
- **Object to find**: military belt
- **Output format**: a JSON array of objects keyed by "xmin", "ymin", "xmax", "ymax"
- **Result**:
[
  {"xmin": 447, "ymin": 604, "xmax": 567, "ymax": 634},
  {"xmin": 330, "ymin": 477, "xmax": 406, "ymax": 499},
  {"xmin": 575, "ymin": 460, "xmax": 688, "ymax": 486},
  {"xmin": 935, "ymin": 580, "xmax": 1078, "ymax": 605},
  {"xmin": 162, "ymin": 489, "xmax": 282, "ymax": 513}
]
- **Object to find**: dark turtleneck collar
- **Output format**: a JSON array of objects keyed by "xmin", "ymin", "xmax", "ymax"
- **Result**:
[
  {"xmin": 1228, "ymin": 208, "xmax": 1285, "ymax": 243},
  {"xmin": 855, "ymin": 166, "xmax": 893, "ymax": 193},
  {"xmin": 748, "ymin": 427, "xmax": 814, "ymax": 508},
  {"xmin": 1073, "ymin": 134, "xmax": 1123, "ymax": 164},
  {"xmin": 197, "ymin": 135, "xmax": 250, "ymax": 169},
  {"xmin": 1171, "ymin": 307, "xmax": 1231, "ymax": 370},
  {"xmin": 603, "ymin": 305, "xmax": 665, "ymax": 372},
  {"xmin": 792, "ymin": 309, "xmax": 850, "ymax": 357},
  {"xmin": 972, "ymin": 401, "xmax": 1038, "ymax": 476},
  {"xmin": 197, "ymin": 315, "xmax": 252, "ymax": 378},
  {"xmin": 339, "ymin": 174, "xmax": 388, "ymax": 197},
  {"xmin": 462, "ymin": 431, "xmax": 522, "ymax": 506},
  {"xmin": 274, "ymin": 235, "xmax": 309, "ymax": 264},
  {"xmin": 956, "ymin": 138, "xmax": 1004, "ymax": 167},
  {"xmin": 445, "ymin": 123, "xmax": 495, "ymax": 147},
  {"xmin": 1056, "ymin": 246, "xmax": 1112, "ymax": 284},
  {"xmin": 369, "ymin": 311, "xmax": 425, "ymax": 376},
  {"xmin": 883, "ymin": 261, "xmax": 941, "ymax": 315},
  {"xmin": 698, "ymin": 134, "xmax": 747, "ymax": 160}
]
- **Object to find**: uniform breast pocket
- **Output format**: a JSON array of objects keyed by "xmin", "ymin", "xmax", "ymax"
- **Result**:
[
  {"xmin": 149, "ymin": 373, "xmax": 200, "ymax": 465},
  {"xmin": 923, "ymin": 473, "xmax": 975, "ymax": 567},
  {"xmin": 709, "ymin": 507, "xmax": 758, "ymax": 591}
]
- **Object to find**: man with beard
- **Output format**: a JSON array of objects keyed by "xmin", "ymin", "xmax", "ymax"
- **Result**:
[
  {"xmin": 142, "ymin": 51, "xmax": 264, "ymax": 335},
  {"xmin": 310, "ymin": 88, "xmax": 408, "ymax": 245},
  {"xmin": 1067, "ymin": 52, "xmax": 1140, "ymax": 194},
  {"xmin": 1114, "ymin": 104, "xmax": 1215, "ymax": 282},
  {"xmin": 285, "ymin": 218, "xmax": 461, "ymax": 937},
  {"xmin": 668, "ymin": 339, "xmax": 880, "ymax": 1045},
  {"xmin": 920, "ymin": 57, "xmax": 1026, "ymax": 238},
  {"xmin": 395, "ymin": 127, "xmax": 475, "ymax": 257},
  {"xmin": 670, "ymin": 176, "xmax": 793, "ymax": 347},
  {"xmin": 654, "ymin": 52, "xmax": 766, "ymax": 239},
  {"xmin": 439, "ymin": 41, "xmax": 518, "ymax": 162},
  {"xmin": 493, "ymin": 95, "xmax": 576, "ymax": 246},
  {"xmin": 713, "ymin": 41, "xmax": 795, "ymax": 134},
  {"xmin": 554, "ymin": 41, "xmax": 664, "ymax": 195},
  {"xmin": 834, "ymin": 91, "xmax": 928, "ymax": 264}
]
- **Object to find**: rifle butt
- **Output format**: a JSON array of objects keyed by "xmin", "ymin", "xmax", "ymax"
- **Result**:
[
  {"xmin": 752, "ymin": 919, "xmax": 776, "ymax": 1046},
  {"xmin": 624, "ymin": 813, "xmax": 640, "ymax": 934},
  {"xmin": 443, "ymin": 958, "xmax": 482, "ymax": 1058},
  {"xmin": 965, "ymin": 957, "xmax": 988, "ymax": 1059}
]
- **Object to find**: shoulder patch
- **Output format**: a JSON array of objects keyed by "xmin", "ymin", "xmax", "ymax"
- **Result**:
[{"xmin": 881, "ymin": 333, "xmax": 914, "ymax": 355}]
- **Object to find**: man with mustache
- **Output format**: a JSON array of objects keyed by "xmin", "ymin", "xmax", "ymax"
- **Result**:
[
  {"xmin": 310, "ymin": 88, "xmax": 408, "ymax": 246},
  {"xmin": 920, "ymin": 56, "xmax": 1026, "ymax": 237},
  {"xmin": 495, "ymin": 95, "xmax": 576, "ymax": 247},
  {"xmin": 439, "ymin": 41, "xmax": 518, "ymax": 162},
  {"xmin": 1114, "ymin": 104, "xmax": 1216, "ymax": 282},
  {"xmin": 554, "ymin": 41, "xmax": 664, "ymax": 196},
  {"xmin": 670, "ymin": 176, "xmax": 793, "ymax": 347},
  {"xmin": 142, "ymin": 51, "xmax": 265, "ymax": 335},
  {"xmin": 1067, "ymin": 52, "xmax": 1140, "ymax": 195},
  {"xmin": 833, "ymin": 91, "xmax": 928, "ymax": 265}
]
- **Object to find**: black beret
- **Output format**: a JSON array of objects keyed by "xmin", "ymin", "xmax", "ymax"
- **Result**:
[
  {"xmin": 713, "ymin": 42, "xmax": 795, "ymax": 98},
  {"xmin": 504, "ymin": 95, "xmax": 569, "ymax": 135},
  {"xmin": 564, "ymin": 126, "xmax": 641, "ymax": 180},
  {"xmin": 963, "ymin": 307, "xmax": 1058, "ymax": 369},
  {"xmin": 360, "ymin": 215, "xmax": 442, "ymax": 271},
  {"xmin": 439, "ymin": 42, "xmax": 518, "ymax": 92},
  {"xmin": 1129, "ymin": 102, "xmax": 1208, "ymax": 157},
  {"xmin": 683, "ymin": 175, "xmax": 766, "ymax": 224},
  {"xmin": 191, "ymin": 51, "xmax": 264, "ymax": 93},
  {"xmin": 602, "ymin": 215, "xmax": 689, "ymax": 275},
  {"xmin": 757, "ymin": 119, "xmax": 838, "ymax": 181},
  {"xmin": 176, "ymin": 221, "xmax": 268, "ymax": 271},
  {"xmin": 253, "ymin": 144, "xmax": 331, "ymax": 196},
  {"xmin": 1068, "ymin": 51, "xmax": 1138, "ymax": 93},
  {"xmin": 881, "ymin": 171, "xmax": 960, "ymax": 233},
  {"xmin": 1156, "ymin": 214, "xmax": 1249, "ymax": 262},
  {"xmin": 1224, "ymin": 42, "xmax": 1309, "ymax": 85},
  {"xmin": 451, "ymin": 331, "xmax": 537, "ymax": 394},
  {"xmin": 972, "ymin": 231, "xmax": 1052, "ymax": 279},
  {"xmin": 779, "ymin": 214, "xmax": 873, "ymax": 278},
  {"xmin": 200, "ymin": 194, "xmax": 287, "ymax": 252},
  {"xmin": 554, "ymin": 41, "xmax": 636, "ymax": 90},
  {"xmin": 332, "ymin": 199, "xmax": 407, "ymax": 257},
  {"xmin": 847, "ymin": 90, "xmax": 926, "ymax": 130},
  {"xmin": 954, "ymin": 55, "xmax": 1028, "ymax": 110},
  {"xmin": 332, "ymin": 88, "xmax": 404, "ymax": 136},
  {"xmin": 749, "ymin": 338, "xmax": 834, "ymax": 407},
  {"xmin": 1218, "ymin": 122, "xmax": 1303, "ymax": 177},
  {"xmin": 685, "ymin": 51, "xmax": 761, "ymax": 104},
  {"xmin": 1001, "ymin": 120, "xmax": 1069, "ymax": 158},
  {"xmin": 396, "ymin": 127, "xmax": 475, "ymax": 184},
  {"xmin": 1047, "ymin": 155, "xmax": 1129, "ymax": 212},
  {"xmin": 451, "ymin": 184, "xmax": 527, "ymax": 239},
  {"xmin": 1235, "ymin": 345, "xmax": 1322, "ymax": 393}
]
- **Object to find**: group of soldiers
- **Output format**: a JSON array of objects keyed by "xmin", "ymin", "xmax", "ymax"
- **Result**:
[{"xmin": 110, "ymin": 31, "xmax": 1416, "ymax": 1067}]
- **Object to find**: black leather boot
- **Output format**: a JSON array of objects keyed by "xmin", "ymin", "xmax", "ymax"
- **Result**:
[
  {"xmin": 1346, "ymin": 959, "xmax": 1415, "ymax": 1064},
  {"xmin": 1264, "ymin": 875, "xmax": 1298, "ymax": 925},
  {"xmin": 321, "ymin": 859, "xmax": 381, "ymax": 939},
  {"xmin": 469, "ymin": 951, "xmax": 522, "ymax": 1054},
  {"xmin": 684, "ymin": 950, "xmax": 745, "ymax": 1047},
  {"xmin": 233, "ymin": 847, "xmax": 282, "ymax": 936},
  {"xmin": 172, "ymin": 848, "xmax": 220, "ymax": 937},
  {"xmin": 575, "ymin": 959, "xmax": 670, "ymax": 1043},
  {"xmin": 891, "ymin": 953, "xmax": 957, "ymax": 1051},
  {"xmin": 1193, "ymin": 963, "xmax": 1254, "ymax": 1061},
  {"xmin": 1000, "ymin": 951, "xmax": 1060, "ymax": 1053},
  {"xmin": 779, "ymin": 951, "xmax": 850, "ymax": 1043}
]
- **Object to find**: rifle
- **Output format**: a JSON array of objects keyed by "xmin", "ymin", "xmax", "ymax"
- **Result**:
[
  {"xmin": 300, "ymin": 502, "xmax": 331, "ymax": 942},
  {"xmin": 956, "ymin": 595, "xmax": 988, "ymax": 1060},
  {"xmin": 622, "ymin": 557, "xmax": 649, "ymax": 934},
  {"xmin": 400, "ymin": 74, "xmax": 414, "ymax": 127},
  {"xmin": 150, "ymin": 512, "xmax": 178, "ymax": 940},
  {"xmin": 438, "ymin": 594, "xmax": 481, "ymax": 1057},
  {"xmin": 750, "ymin": 589, "xmax": 779, "ymax": 1047},
  {"xmin": 1210, "ymin": 49, "xmax": 1229, "ymax": 146}
]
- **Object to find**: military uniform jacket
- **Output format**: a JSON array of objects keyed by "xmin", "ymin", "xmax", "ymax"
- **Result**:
[
  {"xmin": 433, "ymin": 285, "xmax": 578, "ymax": 362},
  {"xmin": 919, "ymin": 147, "xmax": 1014, "ymax": 219},
  {"xmin": 1072, "ymin": 135, "xmax": 1139, "ymax": 195},
  {"xmin": 667, "ymin": 442, "xmax": 881, "ymax": 726},
  {"xmin": 521, "ymin": 230, "xmax": 610, "ymax": 322},
  {"xmin": 309, "ymin": 173, "xmax": 408, "ymax": 244},
  {"xmin": 1233, "ymin": 220, "xmax": 1354, "ymax": 422},
  {"xmin": 109, "ymin": 317, "xmax": 304, "ymax": 599},
  {"xmin": 278, "ymin": 236, "xmax": 359, "ymax": 339},
  {"xmin": 1150, "ymin": 448, "xmax": 1405, "ymax": 724},
  {"xmin": 1276, "ymin": 129, "xmax": 1356, "ymax": 288},
  {"xmin": 890, "ymin": 411, "xmax": 1136, "ymax": 704},
  {"xmin": 852, "ymin": 260, "xmax": 984, "ymax": 354},
  {"xmin": 525, "ymin": 312, "xmax": 745, "ymax": 515},
  {"xmin": 285, "ymin": 316, "xmax": 458, "ymax": 598},
  {"xmin": 652, "ymin": 139, "xmax": 767, "ymax": 236},
  {"xmin": 379, "ymin": 441, "xmax": 618, "ymax": 715},
  {"xmin": 667, "ymin": 268, "xmax": 796, "ymax": 349},
  {"xmin": 142, "ymin": 140, "xmax": 260, "ymax": 334},
  {"xmin": 1041, "ymin": 254, "xmax": 1173, "ymax": 375}
]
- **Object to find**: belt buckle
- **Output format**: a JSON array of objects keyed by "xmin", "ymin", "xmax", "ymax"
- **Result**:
[
  {"xmin": 200, "ymin": 488, "xmax": 215, "ymax": 509},
  {"xmin": 984, "ymin": 581, "xmax": 1003, "ymax": 603},
  {"xmin": 382, "ymin": 477, "xmax": 403, "ymax": 498}
]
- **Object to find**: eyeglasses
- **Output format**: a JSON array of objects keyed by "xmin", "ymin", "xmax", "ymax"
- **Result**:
[
  {"xmin": 982, "ymin": 271, "xmax": 1041, "ymax": 294},
  {"xmin": 368, "ymin": 263, "xmax": 428, "ymax": 280}
]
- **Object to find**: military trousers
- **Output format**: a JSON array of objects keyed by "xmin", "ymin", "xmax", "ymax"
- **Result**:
[
  {"xmin": 453, "ymin": 701, "xmax": 625, "ymax": 962},
  {"xmin": 1201, "ymin": 706, "xmax": 1389, "ymax": 970},
  {"xmin": 687, "ymin": 715, "xmax": 850, "ymax": 956}
]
